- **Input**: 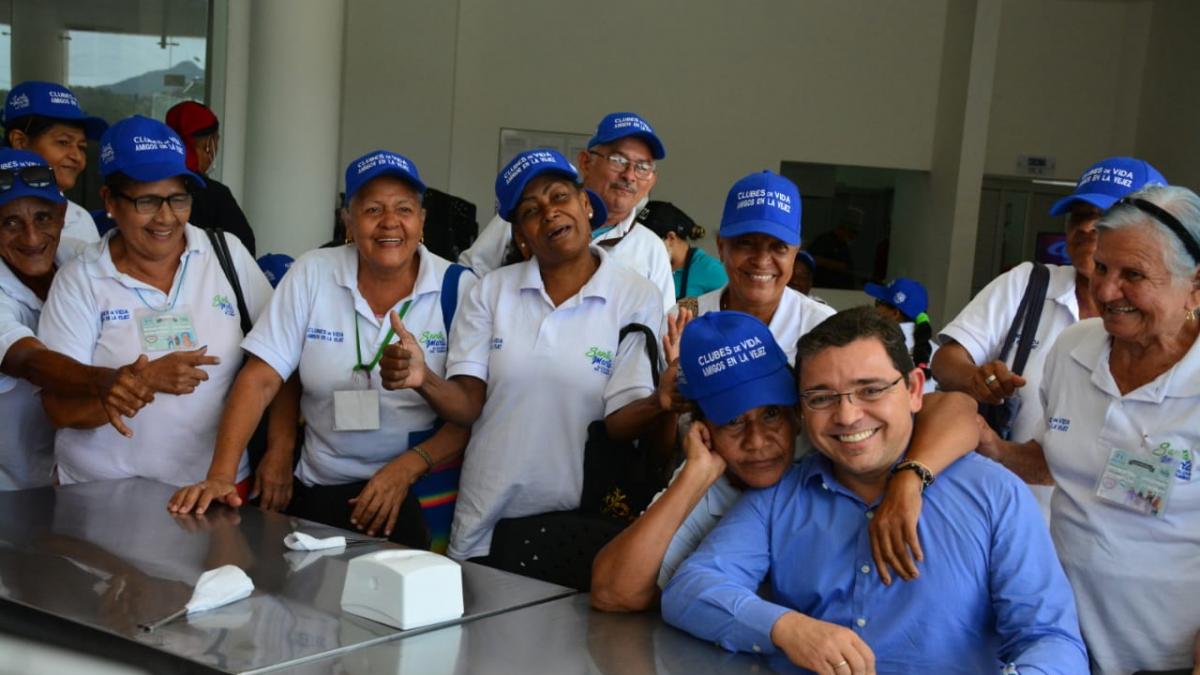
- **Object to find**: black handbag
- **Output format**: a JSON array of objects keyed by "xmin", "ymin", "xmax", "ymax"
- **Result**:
[
  {"xmin": 979, "ymin": 262, "xmax": 1049, "ymax": 440},
  {"xmin": 486, "ymin": 322, "xmax": 666, "ymax": 590}
]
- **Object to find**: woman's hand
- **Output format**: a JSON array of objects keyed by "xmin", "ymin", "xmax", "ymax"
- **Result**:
[
  {"xmin": 167, "ymin": 478, "xmax": 242, "ymax": 514},
  {"xmin": 253, "ymin": 445, "xmax": 294, "ymax": 512},
  {"xmin": 656, "ymin": 308, "xmax": 693, "ymax": 413},
  {"xmin": 971, "ymin": 360, "xmax": 1025, "ymax": 405},
  {"xmin": 380, "ymin": 311, "xmax": 426, "ymax": 390},
  {"xmin": 98, "ymin": 355, "xmax": 157, "ymax": 437},
  {"xmin": 869, "ymin": 471, "xmax": 924, "ymax": 585},
  {"xmin": 141, "ymin": 347, "xmax": 220, "ymax": 395},
  {"xmin": 975, "ymin": 414, "xmax": 1006, "ymax": 462},
  {"xmin": 349, "ymin": 457, "xmax": 421, "ymax": 537},
  {"xmin": 681, "ymin": 420, "xmax": 726, "ymax": 485}
]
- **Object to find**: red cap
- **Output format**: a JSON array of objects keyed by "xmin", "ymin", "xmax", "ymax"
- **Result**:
[{"xmin": 164, "ymin": 101, "xmax": 218, "ymax": 172}]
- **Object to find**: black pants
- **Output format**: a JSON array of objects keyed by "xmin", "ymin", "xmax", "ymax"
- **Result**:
[{"xmin": 287, "ymin": 479, "xmax": 430, "ymax": 550}]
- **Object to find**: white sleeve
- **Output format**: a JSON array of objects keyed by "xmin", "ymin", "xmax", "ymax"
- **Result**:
[
  {"xmin": 445, "ymin": 273, "xmax": 493, "ymax": 382},
  {"xmin": 226, "ymin": 233, "xmax": 274, "ymax": 322},
  {"xmin": 457, "ymin": 214, "xmax": 511, "ymax": 277},
  {"xmin": 604, "ymin": 281, "xmax": 662, "ymax": 415},
  {"xmin": 38, "ymin": 262, "xmax": 99, "ymax": 365},
  {"xmin": 450, "ymin": 268, "xmax": 480, "ymax": 333},
  {"xmin": 938, "ymin": 263, "xmax": 1033, "ymax": 365},
  {"xmin": 240, "ymin": 257, "xmax": 311, "ymax": 380},
  {"xmin": 0, "ymin": 297, "xmax": 34, "ymax": 365}
]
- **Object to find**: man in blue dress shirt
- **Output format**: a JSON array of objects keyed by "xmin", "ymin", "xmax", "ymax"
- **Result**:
[{"xmin": 662, "ymin": 307, "xmax": 1087, "ymax": 674}]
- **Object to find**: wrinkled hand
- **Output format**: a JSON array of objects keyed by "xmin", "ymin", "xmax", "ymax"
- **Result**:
[
  {"xmin": 380, "ymin": 311, "xmax": 425, "ymax": 390},
  {"xmin": 970, "ymin": 360, "xmax": 1025, "ymax": 405},
  {"xmin": 99, "ymin": 355, "xmax": 156, "ymax": 437},
  {"xmin": 141, "ymin": 347, "xmax": 220, "ymax": 395},
  {"xmin": 770, "ymin": 612, "xmax": 876, "ymax": 675},
  {"xmin": 167, "ymin": 478, "xmax": 243, "ymax": 515},
  {"xmin": 681, "ymin": 420, "xmax": 726, "ymax": 485},
  {"xmin": 975, "ymin": 414, "xmax": 1005, "ymax": 462},
  {"xmin": 349, "ymin": 459, "xmax": 419, "ymax": 537},
  {"xmin": 253, "ymin": 445, "xmax": 294, "ymax": 512},
  {"xmin": 656, "ymin": 308, "xmax": 693, "ymax": 413},
  {"xmin": 869, "ymin": 471, "xmax": 924, "ymax": 585}
]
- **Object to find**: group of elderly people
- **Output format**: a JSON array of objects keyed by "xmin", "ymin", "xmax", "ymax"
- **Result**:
[{"xmin": 0, "ymin": 77, "xmax": 1196, "ymax": 674}]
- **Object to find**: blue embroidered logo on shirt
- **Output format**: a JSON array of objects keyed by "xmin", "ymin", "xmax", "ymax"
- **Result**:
[
  {"xmin": 491, "ymin": 337, "xmax": 504, "ymax": 351},
  {"xmin": 419, "ymin": 331, "xmax": 447, "ymax": 354},
  {"xmin": 100, "ymin": 309, "xmax": 130, "ymax": 323},
  {"xmin": 586, "ymin": 346, "xmax": 613, "ymax": 375},
  {"xmin": 211, "ymin": 294, "xmax": 235, "ymax": 317},
  {"xmin": 305, "ymin": 327, "xmax": 345, "ymax": 343},
  {"xmin": 1048, "ymin": 417, "xmax": 1070, "ymax": 432}
]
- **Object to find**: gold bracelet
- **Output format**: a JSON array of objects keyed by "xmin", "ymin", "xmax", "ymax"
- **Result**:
[{"xmin": 411, "ymin": 445, "xmax": 435, "ymax": 474}]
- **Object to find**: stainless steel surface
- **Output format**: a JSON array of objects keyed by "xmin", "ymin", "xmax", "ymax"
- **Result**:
[
  {"xmin": 271, "ymin": 594, "xmax": 796, "ymax": 675},
  {"xmin": 0, "ymin": 478, "xmax": 575, "ymax": 674}
]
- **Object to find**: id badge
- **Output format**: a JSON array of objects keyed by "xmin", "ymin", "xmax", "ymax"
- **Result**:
[
  {"xmin": 1095, "ymin": 447, "xmax": 1175, "ymax": 517},
  {"xmin": 135, "ymin": 307, "xmax": 199, "ymax": 353}
]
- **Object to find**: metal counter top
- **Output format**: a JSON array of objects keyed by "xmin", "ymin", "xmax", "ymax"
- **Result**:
[
  {"xmin": 0, "ymin": 478, "xmax": 575, "ymax": 674},
  {"xmin": 272, "ymin": 594, "xmax": 797, "ymax": 675}
]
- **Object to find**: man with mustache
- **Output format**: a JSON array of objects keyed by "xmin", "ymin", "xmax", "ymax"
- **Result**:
[{"xmin": 460, "ymin": 112, "xmax": 675, "ymax": 311}]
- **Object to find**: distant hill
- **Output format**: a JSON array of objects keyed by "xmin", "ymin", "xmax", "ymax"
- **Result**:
[{"xmin": 103, "ymin": 60, "xmax": 204, "ymax": 96}]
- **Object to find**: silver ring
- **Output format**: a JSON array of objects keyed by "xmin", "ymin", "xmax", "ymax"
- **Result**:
[
  {"xmin": 834, "ymin": 662, "xmax": 850, "ymax": 671},
  {"xmin": 984, "ymin": 374, "xmax": 998, "ymax": 385}
]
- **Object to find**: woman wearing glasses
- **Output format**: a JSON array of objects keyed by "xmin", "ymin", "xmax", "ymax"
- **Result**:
[
  {"xmin": 164, "ymin": 101, "xmax": 256, "ymax": 255},
  {"xmin": 2, "ymin": 81, "xmax": 108, "ymax": 243},
  {"xmin": 38, "ymin": 116, "xmax": 275, "ymax": 489}
]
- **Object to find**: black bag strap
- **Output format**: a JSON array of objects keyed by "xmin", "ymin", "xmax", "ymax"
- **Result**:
[
  {"xmin": 678, "ymin": 246, "xmax": 696, "ymax": 298},
  {"xmin": 997, "ymin": 262, "xmax": 1050, "ymax": 376},
  {"xmin": 205, "ymin": 228, "xmax": 253, "ymax": 336},
  {"xmin": 619, "ymin": 323, "xmax": 660, "ymax": 388}
]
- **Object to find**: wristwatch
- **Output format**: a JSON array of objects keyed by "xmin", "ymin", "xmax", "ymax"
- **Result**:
[{"xmin": 890, "ymin": 460, "xmax": 934, "ymax": 492}]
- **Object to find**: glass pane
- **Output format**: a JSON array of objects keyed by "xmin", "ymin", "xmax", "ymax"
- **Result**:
[{"xmin": 67, "ymin": 29, "xmax": 207, "ymax": 121}]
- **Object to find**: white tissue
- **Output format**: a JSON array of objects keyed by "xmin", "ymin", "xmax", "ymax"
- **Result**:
[
  {"xmin": 185, "ymin": 565, "xmax": 254, "ymax": 615},
  {"xmin": 284, "ymin": 531, "xmax": 348, "ymax": 551}
]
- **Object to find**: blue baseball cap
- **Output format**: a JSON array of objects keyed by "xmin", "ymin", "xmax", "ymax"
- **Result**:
[
  {"xmin": 587, "ymin": 112, "xmax": 666, "ymax": 160},
  {"xmin": 865, "ymin": 277, "xmax": 928, "ymax": 320},
  {"xmin": 2, "ymin": 81, "xmax": 108, "ymax": 140},
  {"xmin": 495, "ymin": 149, "xmax": 606, "ymax": 227},
  {"xmin": 99, "ymin": 115, "xmax": 206, "ymax": 187},
  {"xmin": 0, "ymin": 149, "xmax": 66, "ymax": 208},
  {"xmin": 719, "ymin": 171, "xmax": 801, "ymax": 246},
  {"xmin": 344, "ymin": 150, "xmax": 426, "ymax": 206},
  {"xmin": 256, "ymin": 253, "xmax": 294, "ymax": 288},
  {"xmin": 1048, "ymin": 157, "xmax": 1166, "ymax": 216},
  {"xmin": 678, "ymin": 311, "xmax": 797, "ymax": 426}
]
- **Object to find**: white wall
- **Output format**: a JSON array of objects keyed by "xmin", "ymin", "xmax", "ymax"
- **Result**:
[{"xmin": 1136, "ymin": 0, "xmax": 1200, "ymax": 191}]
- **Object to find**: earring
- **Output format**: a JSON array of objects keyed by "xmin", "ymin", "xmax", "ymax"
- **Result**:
[
  {"xmin": 588, "ymin": 211, "xmax": 594, "ymax": 218},
  {"xmin": 1188, "ymin": 308, "xmax": 1198, "ymax": 321}
]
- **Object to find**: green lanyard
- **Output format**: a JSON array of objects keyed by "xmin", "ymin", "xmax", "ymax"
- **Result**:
[{"xmin": 353, "ymin": 299, "xmax": 411, "ymax": 378}]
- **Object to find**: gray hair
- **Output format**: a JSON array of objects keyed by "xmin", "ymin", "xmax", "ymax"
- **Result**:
[{"xmin": 1096, "ymin": 184, "xmax": 1200, "ymax": 280}]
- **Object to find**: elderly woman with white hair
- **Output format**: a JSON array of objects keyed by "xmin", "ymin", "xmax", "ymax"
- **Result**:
[{"xmin": 980, "ymin": 184, "xmax": 1200, "ymax": 674}]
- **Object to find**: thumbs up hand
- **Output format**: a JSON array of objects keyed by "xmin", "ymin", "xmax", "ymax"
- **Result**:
[{"xmin": 380, "ymin": 310, "xmax": 426, "ymax": 390}]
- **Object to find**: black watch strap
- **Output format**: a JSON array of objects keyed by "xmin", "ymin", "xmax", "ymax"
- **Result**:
[{"xmin": 891, "ymin": 460, "xmax": 934, "ymax": 491}]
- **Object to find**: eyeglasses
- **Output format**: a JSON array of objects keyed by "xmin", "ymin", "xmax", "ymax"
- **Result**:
[
  {"xmin": 799, "ymin": 375, "xmax": 905, "ymax": 412},
  {"xmin": 588, "ymin": 150, "xmax": 656, "ymax": 179},
  {"xmin": 115, "ymin": 191, "xmax": 193, "ymax": 215},
  {"xmin": 0, "ymin": 165, "xmax": 54, "ymax": 192}
]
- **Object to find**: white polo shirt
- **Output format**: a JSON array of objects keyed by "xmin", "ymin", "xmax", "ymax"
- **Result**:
[
  {"xmin": 680, "ymin": 286, "xmax": 836, "ymax": 366},
  {"xmin": 459, "ymin": 211, "xmax": 676, "ymax": 313},
  {"xmin": 241, "ymin": 244, "xmax": 476, "ymax": 486},
  {"xmin": 38, "ymin": 224, "xmax": 272, "ymax": 486},
  {"xmin": 1038, "ymin": 319, "xmax": 1200, "ymax": 675},
  {"xmin": 940, "ymin": 262, "xmax": 1079, "ymax": 513},
  {"xmin": 0, "ymin": 242, "xmax": 85, "ymax": 489},
  {"xmin": 655, "ymin": 470, "xmax": 738, "ymax": 589},
  {"xmin": 64, "ymin": 200, "xmax": 99, "ymax": 243},
  {"xmin": 445, "ymin": 247, "xmax": 661, "ymax": 559}
]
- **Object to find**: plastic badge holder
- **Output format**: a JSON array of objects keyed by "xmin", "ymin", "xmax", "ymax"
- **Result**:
[{"xmin": 340, "ymin": 549, "xmax": 464, "ymax": 630}]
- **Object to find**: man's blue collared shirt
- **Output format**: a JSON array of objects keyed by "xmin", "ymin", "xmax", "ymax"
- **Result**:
[{"xmin": 661, "ymin": 453, "xmax": 1087, "ymax": 674}]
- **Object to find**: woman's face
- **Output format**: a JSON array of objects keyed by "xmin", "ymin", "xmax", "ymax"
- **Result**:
[
  {"xmin": 103, "ymin": 176, "xmax": 191, "ymax": 264},
  {"xmin": 344, "ymin": 176, "xmax": 425, "ymax": 274},
  {"xmin": 718, "ymin": 233, "xmax": 798, "ymax": 307},
  {"xmin": 1091, "ymin": 224, "xmax": 1200, "ymax": 344},
  {"xmin": 13, "ymin": 124, "xmax": 88, "ymax": 192},
  {"xmin": 511, "ymin": 175, "xmax": 592, "ymax": 266},
  {"xmin": 0, "ymin": 197, "xmax": 65, "ymax": 280}
]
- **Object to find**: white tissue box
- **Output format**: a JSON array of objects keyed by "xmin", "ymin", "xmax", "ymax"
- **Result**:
[{"xmin": 340, "ymin": 550, "xmax": 464, "ymax": 630}]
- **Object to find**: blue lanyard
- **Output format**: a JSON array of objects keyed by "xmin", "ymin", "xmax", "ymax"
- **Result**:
[
  {"xmin": 132, "ymin": 253, "xmax": 191, "ymax": 312},
  {"xmin": 591, "ymin": 225, "xmax": 616, "ymax": 240}
]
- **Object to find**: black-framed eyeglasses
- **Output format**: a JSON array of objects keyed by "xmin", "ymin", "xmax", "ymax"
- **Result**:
[
  {"xmin": 799, "ymin": 375, "xmax": 905, "ymax": 412},
  {"xmin": 115, "ymin": 191, "xmax": 193, "ymax": 215},
  {"xmin": 0, "ymin": 165, "xmax": 54, "ymax": 192},
  {"xmin": 588, "ymin": 150, "xmax": 655, "ymax": 179}
]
